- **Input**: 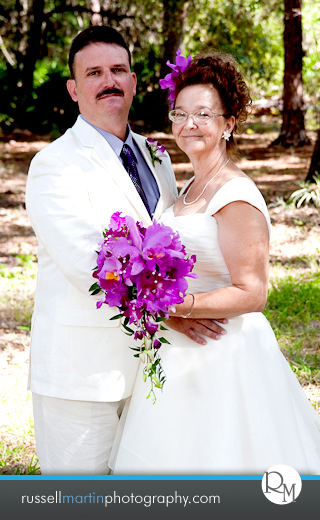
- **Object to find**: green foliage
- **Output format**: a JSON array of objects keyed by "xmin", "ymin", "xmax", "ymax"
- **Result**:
[
  {"xmin": 264, "ymin": 273, "xmax": 320, "ymax": 385},
  {"xmin": 0, "ymin": 254, "xmax": 37, "ymax": 279},
  {"xmin": 265, "ymin": 273, "xmax": 320, "ymax": 330},
  {"xmin": 33, "ymin": 58, "xmax": 69, "ymax": 89},
  {"xmin": 288, "ymin": 348, "xmax": 320, "ymax": 386},
  {"xmin": 0, "ymin": 0, "xmax": 319, "ymax": 132},
  {"xmin": 15, "ymin": 254, "xmax": 37, "ymax": 270},
  {"xmin": 133, "ymin": 45, "xmax": 162, "ymax": 106},
  {"xmin": 0, "ymin": 443, "xmax": 40, "ymax": 475},
  {"xmin": 184, "ymin": 0, "xmax": 284, "ymax": 97},
  {"xmin": 0, "ymin": 264, "xmax": 11, "ymax": 278},
  {"xmin": 0, "ymin": 254, "xmax": 36, "ymax": 331},
  {"xmin": 302, "ymin": 1, "xmax": 320, "ymax": 102},
  {"xmin": 289, "ymin": 174, "xmax": 320, "ymax": 208}
]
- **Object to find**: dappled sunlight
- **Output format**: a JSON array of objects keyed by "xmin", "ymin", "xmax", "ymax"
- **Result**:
[{"xmin": 0, "ymin": 131, "xmax": 319, "ymax": 474}]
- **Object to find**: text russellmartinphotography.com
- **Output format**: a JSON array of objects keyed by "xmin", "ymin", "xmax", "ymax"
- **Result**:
[{"xmin": 21, "ymin": 490, "xmax": 221, "ymax": 508}]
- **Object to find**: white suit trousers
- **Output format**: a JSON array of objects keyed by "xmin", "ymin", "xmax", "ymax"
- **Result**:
[{"xmin": 32, "ymin": 393, "xmax": 125, "ymax": 475}]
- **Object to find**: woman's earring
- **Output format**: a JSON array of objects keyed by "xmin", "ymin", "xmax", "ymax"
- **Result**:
[{"xmin": 222, "ymin": 130, "xmax": 232, "ymax": 141}]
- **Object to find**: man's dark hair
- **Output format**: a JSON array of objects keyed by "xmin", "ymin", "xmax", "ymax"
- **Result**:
[{"xmin": 68, "ymin": 25, "xmax": 131, "ymax": 79}]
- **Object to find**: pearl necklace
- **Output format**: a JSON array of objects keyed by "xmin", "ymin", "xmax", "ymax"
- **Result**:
[{"xmin": 183, "ymin": 158, "xmax": 230, "ymax": 206}]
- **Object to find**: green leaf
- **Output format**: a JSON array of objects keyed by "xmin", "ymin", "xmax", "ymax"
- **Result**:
[
  {"xmin": 109, "ymin": 313, "xmax": 123, "ymax": 320},
  {"xmin": 122, "ymin": 323, "xmax": 134, "ymax": 334},
  {"xmin": 17, "ymin": 325, "xmax": 30, "ymax": 331},
  {"xmin": 160, "ymin": 325, "xmax": 168, "ymax": 330},
  {"xmin": 91, "ymin": 288, "xmax": 101, "ymax": 295},
  {"xmin": 158, "ymin": 337, "xmax": 171, "ymax": 344},
  {"xmin": 89, "ymin": 282, "xmax": 100, "ymax": 292}
]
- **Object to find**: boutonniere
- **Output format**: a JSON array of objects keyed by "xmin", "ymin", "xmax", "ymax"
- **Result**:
[{"xmin": 146, "ymin": 138, "xmax": 167, "ymax": 167}]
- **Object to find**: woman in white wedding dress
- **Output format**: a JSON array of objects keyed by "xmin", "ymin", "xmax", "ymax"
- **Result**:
[{"xmin": 111, "ymin": 52, "xmax": 320, "ymax": 474}]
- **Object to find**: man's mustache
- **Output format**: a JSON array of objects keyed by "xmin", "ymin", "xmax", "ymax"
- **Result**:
[{"xmin": 96, "ymin": 87, "xmax": 124, "ymax": 99}]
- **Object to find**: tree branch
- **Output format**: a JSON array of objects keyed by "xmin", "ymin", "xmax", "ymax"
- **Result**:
[{"xmin": 0, "ymin": 35, "xmax": 15, "ymax": 66}]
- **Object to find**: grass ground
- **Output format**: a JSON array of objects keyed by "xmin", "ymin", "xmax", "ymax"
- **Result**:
[
  {"xmin": 264, "ymin": 273, "xmax": 320, "ymax": 412},
  {"xmin": 0, "ymin": 257, "xmax": 39, "ymax": 474},
  {"xmin": 0, "ymin": 123, "xmax": 319, "ymax": 474}
]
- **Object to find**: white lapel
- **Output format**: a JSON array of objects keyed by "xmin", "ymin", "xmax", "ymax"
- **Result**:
[
  {"xmin": 72, "ymin": 117, "xmax": 152, "ymax": 225},
  {"xmin": 132, "ymin": 132, "xmax": 165, "ymax": 220}
]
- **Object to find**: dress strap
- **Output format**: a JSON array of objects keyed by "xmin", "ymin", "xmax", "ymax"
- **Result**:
[{"xmin": 206, "ymin": 177, "xmax": 271, "ymax": 235}]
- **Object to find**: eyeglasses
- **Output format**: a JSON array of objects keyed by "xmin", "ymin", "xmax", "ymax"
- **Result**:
[{"xmin": 168, "ymin": 108, "xmax": 225, "ymax": 125}]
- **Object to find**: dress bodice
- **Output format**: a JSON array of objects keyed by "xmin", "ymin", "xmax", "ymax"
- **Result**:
[{"xmin": 160, "ymin": 177, "xmax": 271, "ymax": 294}]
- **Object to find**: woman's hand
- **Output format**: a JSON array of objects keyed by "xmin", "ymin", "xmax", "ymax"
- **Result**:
[{"xmin": 166, "ymin": 316, "xmax": 228, "ymax": 345}]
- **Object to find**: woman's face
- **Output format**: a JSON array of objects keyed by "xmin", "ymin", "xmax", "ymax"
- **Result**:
[{"xmin": 172, "ymin": 84, "xmax": 234, "ymax": 159}]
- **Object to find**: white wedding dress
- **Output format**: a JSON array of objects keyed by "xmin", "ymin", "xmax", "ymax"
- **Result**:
[{"xmin": 111, "ymin": 177, "xmax": 320, "ymax": 474}]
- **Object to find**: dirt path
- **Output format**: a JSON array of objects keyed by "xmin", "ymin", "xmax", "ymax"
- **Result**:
[{"xmin": 0, "ymin": 131, "xmax": 318, "ymax": 268}]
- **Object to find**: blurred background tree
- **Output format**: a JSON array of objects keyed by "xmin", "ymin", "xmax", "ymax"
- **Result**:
[
  {"xmin": 272, "ymin": 0, "xmax": 310, "ymax": 147},
  {"xmin": 306, "ymin": 130, "xmax": 320, "ymax": 182},
  {"xmin": 0, "ymin": 0, "xmax": 319, "ymax": 147}
]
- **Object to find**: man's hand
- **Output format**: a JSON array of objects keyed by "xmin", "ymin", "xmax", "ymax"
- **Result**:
[{"xmin": 166, "ymin": 317, "xmax": 228, "ymax": 345}]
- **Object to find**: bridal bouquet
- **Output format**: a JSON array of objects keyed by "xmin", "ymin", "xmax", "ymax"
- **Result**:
[{"xmin": 90, "ymin": 212, "xmax": 197, "ymax": 402}]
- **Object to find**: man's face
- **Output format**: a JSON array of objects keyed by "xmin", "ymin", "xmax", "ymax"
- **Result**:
[{"xmin": 67, "ymin": 42, "xmax": 137, "ymax": 130}]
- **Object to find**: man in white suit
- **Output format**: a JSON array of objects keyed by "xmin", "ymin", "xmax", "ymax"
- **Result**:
[{"xmin": 25, "ymin": 25, "xmax": 226, "ymax": 474}]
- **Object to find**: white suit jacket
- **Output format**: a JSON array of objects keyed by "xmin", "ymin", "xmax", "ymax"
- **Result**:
[{"xmin": 25, "ymin": 116, "xmax": 178, "ymax": 402}]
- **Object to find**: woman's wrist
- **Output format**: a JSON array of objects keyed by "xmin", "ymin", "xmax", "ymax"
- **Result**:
[{"xmin": 179, "ymin": 293, "xmax": 195, "ymax": 319}]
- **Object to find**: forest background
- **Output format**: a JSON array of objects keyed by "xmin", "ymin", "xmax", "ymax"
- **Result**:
[{"xmin": 0, "ymin": 0, "xmax": 320, "ymax": 474}]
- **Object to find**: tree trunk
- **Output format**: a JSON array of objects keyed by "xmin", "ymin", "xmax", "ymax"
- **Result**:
[
  {"xmin": 20, "ymin": 0, "xmax": 45, "ymax": 102},
  {"xmin": 156, "ymin": 0, "xmax": 187, "ymax": 130},
  {"xmin": 305, "ymin": 129, "xmax": 320, "ymax": 182},
  {"xmin": 272, "ymin": 0, "xmax": 310, "ymax": 147},
  {"xmin": 159, "ymin": 0, "xmax": 187, "ymax": 79}
]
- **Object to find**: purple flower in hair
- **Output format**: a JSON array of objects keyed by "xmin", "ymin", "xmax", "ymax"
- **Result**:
[{"xmin": 159, "ymin": 49, "xmax": 192, "ymax": 108}]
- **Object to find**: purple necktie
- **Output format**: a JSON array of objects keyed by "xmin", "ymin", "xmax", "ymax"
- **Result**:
[{"xmin": 120, "ymin": 144, "xmax": 151, "ymax": 217}]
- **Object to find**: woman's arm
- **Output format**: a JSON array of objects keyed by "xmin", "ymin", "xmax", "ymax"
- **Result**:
[{"xmin": 171, "ymin": 201, "xmax": 270, "ymax": 319}]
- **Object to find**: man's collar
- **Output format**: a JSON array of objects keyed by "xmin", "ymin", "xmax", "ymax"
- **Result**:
[{"xmin": 80, "ymin": 115, "xmax": 133, "ymax": 158}]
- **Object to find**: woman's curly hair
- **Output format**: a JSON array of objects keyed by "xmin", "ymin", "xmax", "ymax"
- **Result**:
[{"xmin": 174, "ymin": 52, "xmax": 252, "ymax": 155}]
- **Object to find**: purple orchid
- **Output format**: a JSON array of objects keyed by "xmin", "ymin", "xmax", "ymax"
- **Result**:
[
  {"xmin": 90, "ymin": 211, "xmax": 197, "ymax": 403},
  {"xmin": 159, "ymin": 49, "xmax": 192, "ymax": 108}
]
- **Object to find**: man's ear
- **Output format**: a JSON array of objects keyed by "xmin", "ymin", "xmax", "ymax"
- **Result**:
[
  {"xmin": 67, "ymin": 79, "xmax": 78, "ymax": 102},
  {"xmin": 131, "ymin": 72, "xmax": 137, "ymax": 97}
]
